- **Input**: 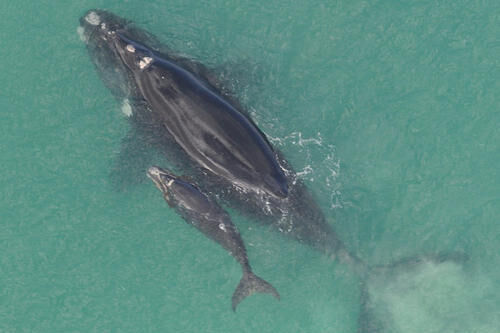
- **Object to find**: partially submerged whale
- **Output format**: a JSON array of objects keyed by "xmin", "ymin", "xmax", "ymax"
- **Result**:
[
  {"xmin": 147, "ymin": 166, "xmax": 280, "ymax": 310},
  {"xmin": 79, "ymin": 9, "xmax": 360, "ymax": 265},
  {"xmin": 79, "ymin": 9, "xmax": 287, "ymax": 199},
  {"xmin": 80, "ymin": 10, "xmax": 469, "ymax": 328}
]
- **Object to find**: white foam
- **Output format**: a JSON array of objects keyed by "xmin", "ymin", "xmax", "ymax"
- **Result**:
[
  {"xmin": 270, "ymin": 131, "xmax": 341, "ymax": 208},
  {"xmin": 295, "ymin": 165, "xmax": 314, "ymax": 178},
  {"xmin": 268, "ymin": 131, "xmax": 323, "ymax": 147}
]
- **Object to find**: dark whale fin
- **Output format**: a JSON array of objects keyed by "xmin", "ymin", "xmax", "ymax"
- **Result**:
[{"xmin": 231, "ymin": 271, "xmax": 280, "ymax": 311}]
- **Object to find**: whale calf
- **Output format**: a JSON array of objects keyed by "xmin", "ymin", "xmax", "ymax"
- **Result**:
[{"xmin": 147, "ymin": 166, "xmax": 280, "ymax": 310}]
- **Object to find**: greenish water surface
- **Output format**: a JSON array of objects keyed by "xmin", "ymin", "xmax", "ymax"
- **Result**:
[{"xmin": 1, "ymin": 1, "xmax": 499, "ymax": 332}]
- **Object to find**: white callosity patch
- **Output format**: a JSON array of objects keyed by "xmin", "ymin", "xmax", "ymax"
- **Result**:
[
  {"xmin": 148, "ymin": 167, "xmax": 160, "ymax": 177},
  {"xmin": 218, "ymin": 223, "xmax": 227, "ymax": 232},
  {"xmin": 85, "ymin": 11, "xmax": 101, "ymax": 26},
  {"xmin": 139, "ymin": 57, "xmax": 153, "ymax": 70},
  {"xmin": 126, "ymin": 44, "xmax": 136, "ymax": 53},
  {"xmin": 121, "ymin": 99, "xmax": 133, "ymax": 117}
]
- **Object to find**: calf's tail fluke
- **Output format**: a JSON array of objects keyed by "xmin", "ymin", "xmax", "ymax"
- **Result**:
[{"xmin": 232, "ymin": 271, "xmax": 280, "ymax": 311}]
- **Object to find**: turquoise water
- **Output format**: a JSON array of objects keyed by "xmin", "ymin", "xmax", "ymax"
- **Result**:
[{"xmin": 1, "ymin": 1, "xmax": 499, "ymax": 332}]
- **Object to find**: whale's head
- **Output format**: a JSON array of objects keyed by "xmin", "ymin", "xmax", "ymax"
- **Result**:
[
  {"xmin": 147, "ymin": 166, "xmax": 211, "ymax": 212},
  {"xmin": 147, "ymin": 166, "xmax": 177, "ymax": 197},
  {"xmin": 79, "ymin": 10, "xmax": 128, "ymax": 45},
  {"xmin": 78, "ymin": 10, "xmax": 153, "ymax": 98}
]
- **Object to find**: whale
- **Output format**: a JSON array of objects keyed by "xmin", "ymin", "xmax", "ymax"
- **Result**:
[
  {"xmin": 79, "ymin": 9, "xmax": 360, "ymax": 265},
  {"xmin": 78, "ymin": 9, "xmax": 287, "ymax": 199},
  {"xmin": 79, "ymin": 10, "xmax": 470, "ymax": 328},
  {"xmin": 147, "ymin": 166, "xmax": 280, "ymax": 310}
]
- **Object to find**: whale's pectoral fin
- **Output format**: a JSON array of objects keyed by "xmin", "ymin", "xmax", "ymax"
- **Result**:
[{"xmin": 231, "ymin": 271, "xmax": 280, "ymax": 311}]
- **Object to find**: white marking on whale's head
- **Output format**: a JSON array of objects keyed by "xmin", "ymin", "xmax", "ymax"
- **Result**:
[
  {"xmin": 139, "ymin": 57, "xmax": 153, "ymax": 70},
  {"xmin": 147, "ymin": 167, "xmax": 174, "ymax": 201},
  {"xmin": 100, "ymin": 22, "xmax": 106, "ymax": 30},
  {"xmin": 121, "ymin": 99, "xmax": 133, "ymax": 117},
  {"xmin": 147, "ymin": 167, "xmax": 162, "ymax": 181},
  {"xmin": 218, "ymin": 223, "xmax": 227, "ymax": 232},
  {"xmin": 85, "ymin": 11, "xmax": 101, "ymax": 26},
  {"xmin": 126, "ymin": 44, "xmax": 136, "ymax": 53}
]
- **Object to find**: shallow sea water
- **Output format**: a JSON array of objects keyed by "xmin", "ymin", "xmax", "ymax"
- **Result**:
[{"xmin": 1, "ymin": 1, "xmax": 499, "ymax": 332}]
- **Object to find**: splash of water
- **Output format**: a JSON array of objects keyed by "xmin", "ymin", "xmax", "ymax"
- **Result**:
[{"xmin": 268, "ymin": 131, "xmax": 342, "ymax": 209}]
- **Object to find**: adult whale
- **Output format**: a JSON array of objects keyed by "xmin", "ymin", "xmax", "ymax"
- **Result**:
[
  {"xmin": 79, "ymin": 9, "xmax": 361, "ymax": 266},
  {"xmin": 79, "ymin": 9, "xmax": 287, "ymax": 199}
]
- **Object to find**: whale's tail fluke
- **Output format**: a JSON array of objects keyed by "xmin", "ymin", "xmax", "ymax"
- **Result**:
[{"xmin": 232, "ymin": 271, "xmax": 280, "ymax": 311}]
